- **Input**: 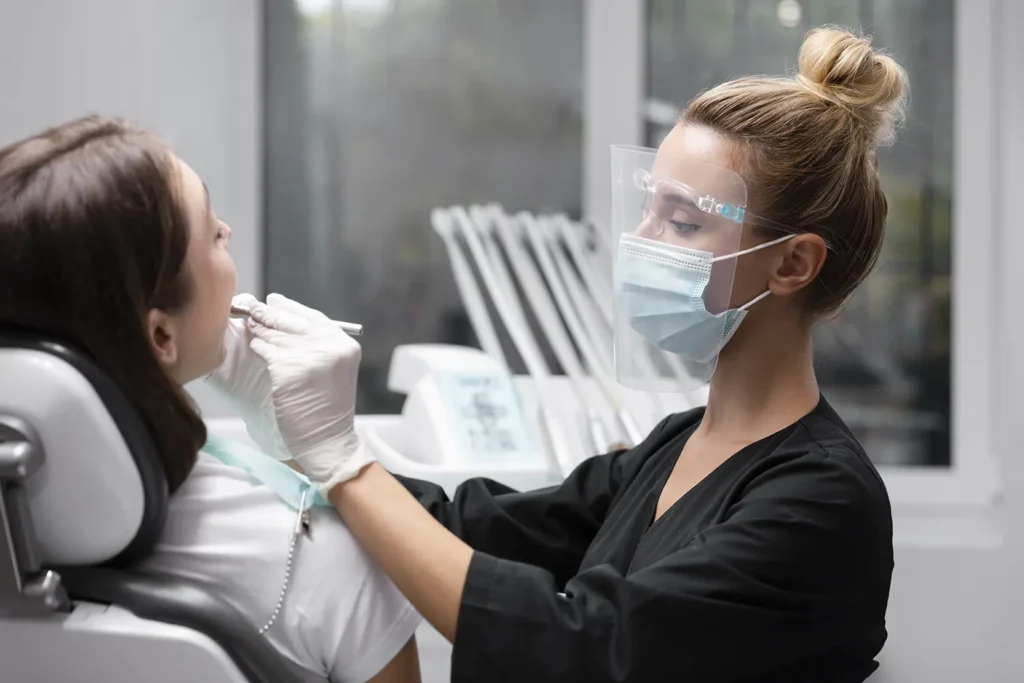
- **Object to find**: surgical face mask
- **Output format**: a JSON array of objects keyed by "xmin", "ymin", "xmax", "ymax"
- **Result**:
[{"xmin": 614, "ymin": 233, "xmax": 794, "ymax": 362}]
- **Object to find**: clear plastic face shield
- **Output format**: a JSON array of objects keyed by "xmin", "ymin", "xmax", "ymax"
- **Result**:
[{"xmin": 610, "ymin": 145, "xmax": 753, "ymax": 393}]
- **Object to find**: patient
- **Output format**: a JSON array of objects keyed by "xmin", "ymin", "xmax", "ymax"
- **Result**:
[{"xmin": 0, "ymin": 116, "xmax": 421, "ymax": 683}]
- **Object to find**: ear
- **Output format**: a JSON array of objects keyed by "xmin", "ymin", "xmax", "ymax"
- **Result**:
[
  {"xmin": 146, "ymin": 308, "xmax": 180, "ymax": 368},
  {"xmin": 767, "ymin": 233, "xmax": 828, "ymax": 297}
]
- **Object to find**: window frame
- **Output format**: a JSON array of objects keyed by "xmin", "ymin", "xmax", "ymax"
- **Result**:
[{"xmin": 583, "ymin": 0, "xmax": 1002, "ymax": 546}]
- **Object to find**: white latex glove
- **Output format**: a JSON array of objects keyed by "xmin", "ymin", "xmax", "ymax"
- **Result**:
[
  {"xmin": 205, "ymin": 293, "xmax": 290, "ymax": 460},
  {"xmin": 246, "ymin": 294, "xmax": 374, "ymax": 494}
]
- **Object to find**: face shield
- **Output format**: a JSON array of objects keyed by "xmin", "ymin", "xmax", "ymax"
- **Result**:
[{"xmin": 610, "ymin": 145, "xmax": 751, "ymax": 393}]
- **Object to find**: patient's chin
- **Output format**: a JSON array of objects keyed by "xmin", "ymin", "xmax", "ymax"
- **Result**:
[
  {"xmin": 206, "ymin": 341, "xmax": 228, "ymax": 376},
  {"xmin": 178, "ymin": 343, "xmax": 227, "ymax": 386}
]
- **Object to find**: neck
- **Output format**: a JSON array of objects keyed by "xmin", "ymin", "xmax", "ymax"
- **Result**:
[{"xmin": 699, "ymin": 318, "xmax": 820, "ymax": 442}]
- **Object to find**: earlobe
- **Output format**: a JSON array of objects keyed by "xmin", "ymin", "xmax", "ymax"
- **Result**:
[
  {"xmin": 768, "ymin": 234, "xmax": 828, "ymax": 297},
  {"xmin": 146, "ymin": 309, "xmax": 179, "ymax": 367}
]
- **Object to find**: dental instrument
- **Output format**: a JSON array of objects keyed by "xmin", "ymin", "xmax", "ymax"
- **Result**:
[{"xmin": 230, "ymin": 302, "xmax": 364, "ymax": 337}]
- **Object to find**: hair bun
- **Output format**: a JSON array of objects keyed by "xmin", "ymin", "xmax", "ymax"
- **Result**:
[{"xmin": 797, "ymin": 27, "xmax": 908, "ymax": 146}]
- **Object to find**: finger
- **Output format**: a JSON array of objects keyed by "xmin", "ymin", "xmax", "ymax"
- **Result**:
[
  {"xmin": 232, "ymin": 292, "xmax": 260, "ymax": 309},
  {"xmin": 248, "ymin": 336, "xmax": 277, "ymax": 363},
  {"xmin": 336, "ymin": 332, "xmax": 363, "ymax": 359},
  {"xmin": 249, "ymin": 303, "xmax": 311, "ymax": 335},
  {"xmin": 247, "ymin": 320, "xmax": 310, "ymax": 349},
  {"xmin": 266, "ymin": 293, "xmax": 332, "ymax": 323}
]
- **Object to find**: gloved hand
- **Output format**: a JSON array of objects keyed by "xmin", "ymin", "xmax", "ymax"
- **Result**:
[
  {"xmin": 205, "ymin": 293, "xmax": 290, "ymax": 460},
  {"xmin": 246, "ymin": 294, "xmax": 374, "ymax": 495}
]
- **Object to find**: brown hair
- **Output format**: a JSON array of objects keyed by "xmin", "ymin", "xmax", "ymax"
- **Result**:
[
  {"xmin": 0, "ymin": 115, "xmax": 205, "ymax": 492},
  {"xmin": 682, "ymin": 26, "xmax": 909, "ymax": 317}
]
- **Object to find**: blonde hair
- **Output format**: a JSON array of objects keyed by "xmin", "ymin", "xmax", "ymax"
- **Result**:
[{"xmin": 682, "ymin": 26, "xmax": 909, "ymax": 316}]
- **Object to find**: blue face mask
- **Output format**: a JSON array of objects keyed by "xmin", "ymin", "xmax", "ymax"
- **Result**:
[
  {"xmin": 202, "ymin": 433, "xmax": 330, "ymax": 511},
  {"xmin": 614, "ymin": 233, "xmax": 791, "ymax": 362}
]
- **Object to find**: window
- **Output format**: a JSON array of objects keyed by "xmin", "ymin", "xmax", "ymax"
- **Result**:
[
  {"xmin": 645, "ymin": 0, "xmax": 955, "ymax": 468},
  {"xmin": 265, "ymin": 0, "xmax": 1001, "ymax": 521},
  {"xmin": 263, "ymin": 0, "xmax": 584, "ymax": 413}
]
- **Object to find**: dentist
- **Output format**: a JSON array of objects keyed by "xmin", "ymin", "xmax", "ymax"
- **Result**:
[{"xmin": 221, "ymin": 27, "xmax": 903, "ymax": 682}]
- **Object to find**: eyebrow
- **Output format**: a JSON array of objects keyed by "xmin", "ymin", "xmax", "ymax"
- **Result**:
[{"xmin": 659, "ymin": 190, "xmax": 699, "ymax": 211}]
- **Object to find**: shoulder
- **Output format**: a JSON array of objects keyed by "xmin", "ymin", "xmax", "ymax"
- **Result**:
[
  {"xmin": 739, "ymin": 406, "xmax": 893, "ymax": 551},
  {"xmin": 167, "ymin": 454, "xmax": 382, "ymax": 580},
  {"xmin": 747, "ymin": 442, "xmax": 890, "ymax": 520},
  {"xmin": 792, "ymin": 398, "xmax": 890, "ymax": 512},
  {"xmin": 722, "ymin": 441, "xmax": 893, "ymax": 594}
]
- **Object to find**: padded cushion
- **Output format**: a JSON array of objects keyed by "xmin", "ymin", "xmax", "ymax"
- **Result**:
[
  {"xmin": 61, "ymin": 567, "xmax": 307, "ymax": 683},
  {"xmin": 0, "ymin": 333, "xmax": 168, "ymax": 567}
]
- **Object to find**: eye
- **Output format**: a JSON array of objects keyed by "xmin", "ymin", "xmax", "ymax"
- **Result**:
[{"xmin": 669, "ymin": 220, "xmax": 701, "ymax": 236}]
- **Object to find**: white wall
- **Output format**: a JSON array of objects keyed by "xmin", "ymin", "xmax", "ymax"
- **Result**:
[
  {"xmin": 869, "ymin": 2, "xmax": 1022, "ymax": 681},
  {"xmin": 870, "ymin": 3, "xmax": 1022, "ymax": 681},
  {"xmin": 0, "ymin": 0, "xmax": 262, "ymax": 418},
  {"xmin": 583, "ymin": 0, "xmax": 642, "ymax": 236}
]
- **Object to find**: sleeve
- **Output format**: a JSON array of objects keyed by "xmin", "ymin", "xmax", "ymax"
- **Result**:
[
  {"xmin": 449, "ymin": 453, "xmax": 889, "ymax": 683},
  {"xmin": 395, "ymin": 415, "xmax": 676, "ymax": 586},
  {"xmin": 323, "ymin": 554, "xmax": 422, "ymax": 683}
]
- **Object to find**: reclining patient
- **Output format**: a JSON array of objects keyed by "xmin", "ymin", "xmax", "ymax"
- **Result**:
[{"xmin": 0, "ymin": 116, "xmax": 422, "ymax": 683}]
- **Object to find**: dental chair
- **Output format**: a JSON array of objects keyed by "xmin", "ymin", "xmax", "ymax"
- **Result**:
[{"xmin": 0, "ymin": 332, "xmax": 304, "ymax": 683}]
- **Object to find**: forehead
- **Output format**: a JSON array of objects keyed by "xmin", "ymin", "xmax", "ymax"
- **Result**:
[
  {"xmin": 648, "ymin": 125, "xmax": 749, "ymax": 207},
  {"xmin": 651, "ymin": 124, "xmax": 745, "ymax": 182},
  {"xmin": 172, "ymin": 156, "xmax": 209, "ymax": 228}
]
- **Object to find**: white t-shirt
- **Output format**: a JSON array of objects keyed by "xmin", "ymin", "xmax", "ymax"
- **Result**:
[{"xmin": 140, "ymin": 452, "xmax": 422, "ymax": 683}]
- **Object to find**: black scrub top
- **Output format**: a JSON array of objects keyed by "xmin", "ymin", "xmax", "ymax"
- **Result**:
[{"xmin": 398, "ymin": 396, "xmax": 893, "ymax": 682}]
